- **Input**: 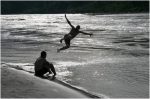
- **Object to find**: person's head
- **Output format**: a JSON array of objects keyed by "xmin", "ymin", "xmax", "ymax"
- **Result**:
[
  {"xmin": 76, "ymin": 25, "xmax": 80, "ymax": 30},
  {"xmin": 40, "ymin": 51, "xmax": 46, "ymax": 58}
]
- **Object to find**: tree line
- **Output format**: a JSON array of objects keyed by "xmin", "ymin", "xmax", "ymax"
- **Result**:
[{"xmin": 1, "ymin": 1, "xmax": 149, "ymax": 14}]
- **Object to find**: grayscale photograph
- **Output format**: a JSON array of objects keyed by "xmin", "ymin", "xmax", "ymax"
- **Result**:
[{"xmin": 1, "ymin": 1, "xmax": 149, "ymax": 98}]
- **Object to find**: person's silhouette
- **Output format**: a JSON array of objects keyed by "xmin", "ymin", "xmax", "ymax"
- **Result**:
[
  {"xmin": 34, "ymin": 51, "xmax": 56, "ymax": 79},
  {"xmin": 57, "ymin": 14, "xmax": 93, "ymax": 52}
]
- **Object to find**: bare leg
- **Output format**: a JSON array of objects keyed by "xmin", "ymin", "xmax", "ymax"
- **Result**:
[
  {"xmin": 58, "ymin": 36, "xmax": 71, "ymax": 52},
  {"xmin": 57, "ymin": 38, "xmax": 70, "ymax": 52},
  {"xmin": 59, "ymin": 45, "xmax": 70, "ymax": 50},
  {"xmin": 60, "ymin": 38, "xmax": 64, "ymax": 43},
  {"xmin": 57, "ymin": 45, "xmax": 70, "ymax": 52}
]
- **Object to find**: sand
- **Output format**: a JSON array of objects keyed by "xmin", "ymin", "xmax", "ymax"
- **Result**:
[{"xmin": 1, "ymin": 66, "xmax": 97, "ymax": 98}]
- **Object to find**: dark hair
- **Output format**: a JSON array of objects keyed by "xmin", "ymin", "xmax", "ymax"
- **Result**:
[
  {"xmin": 76, "ymin": 25, "xmax": 80, "ymax": 30},
  {"xmin": 41, "ymin": 51, "xmax": 46, "ymax": 58}
]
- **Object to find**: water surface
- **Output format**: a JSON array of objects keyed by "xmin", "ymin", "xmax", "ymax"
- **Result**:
[{"xmin": 1, "ymin": 13, "xmax": 149, "ymax": 98}]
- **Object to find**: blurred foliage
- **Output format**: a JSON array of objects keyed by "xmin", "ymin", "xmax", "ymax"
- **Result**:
[{"xmin": 1, "ymin": 1, "xmax": 149, "ymax": 14}]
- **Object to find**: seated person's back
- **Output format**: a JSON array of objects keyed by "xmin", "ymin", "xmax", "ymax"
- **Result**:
[{"xmin": 34, "ymin": 51, "xmax": 56, "ymax": 77}]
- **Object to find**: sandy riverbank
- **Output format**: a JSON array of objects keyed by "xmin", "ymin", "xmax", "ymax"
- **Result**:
[{"xmin": 1, "ymin": 66, "xmax": 101, "ymax": 98}]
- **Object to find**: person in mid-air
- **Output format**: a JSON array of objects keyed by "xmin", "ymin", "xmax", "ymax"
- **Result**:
[
  {"xmin": 34, "ymin": 51, "xmax": 56, "ymax": 79},
  {"xmin": 57, "ymin": 14, "xmax": 93, "ymax": 52}
]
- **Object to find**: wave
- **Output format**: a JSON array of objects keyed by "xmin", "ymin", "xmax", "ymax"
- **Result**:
[
  {"xmin": 2, "ymin": 32, "xmax": 148, "ymax": 57},
  {"xmin": 48, "ymin": 42, "xmax": 149, "ymax": 56},
  {"xmin": 2, "ymin": 62, "xmax": 34, "ymax": 73}
]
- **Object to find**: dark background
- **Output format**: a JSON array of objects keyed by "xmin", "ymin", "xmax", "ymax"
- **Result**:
[{"xmin": 1, "ymin": 1, "xmax": 149, "ymax": 14}]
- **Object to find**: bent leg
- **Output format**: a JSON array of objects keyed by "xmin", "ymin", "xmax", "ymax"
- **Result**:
[
  {"xmin": 60, "ymin": 38, "xmax": 64, "ymax": 43},
  {"xmin": 59, "ymin": 45, "xmax": 70, "ymax": 51},
  {"xmin": 35, "ymin": 68, "xmax": 49, "ymax": 77},
  {"xmin": 57, "ymin": 38, "xmax": 70, "ymax": 52},
  {"xmin": 60, "ymin": 34, "xmax": 68, "ymax": 43}
]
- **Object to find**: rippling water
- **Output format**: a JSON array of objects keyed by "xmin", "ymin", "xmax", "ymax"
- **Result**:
[{"xmin": 1, "ymin": 13, "xmax": 149, "ymax": 98}]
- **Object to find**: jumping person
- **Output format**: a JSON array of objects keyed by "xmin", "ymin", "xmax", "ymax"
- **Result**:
[
  {"xmin": 34, "ymin": 51, "xmax": 56, "ymax": 79},
  {"xmin": 57, "ymin": 14, "xmax": 93, "ymax": 52}
]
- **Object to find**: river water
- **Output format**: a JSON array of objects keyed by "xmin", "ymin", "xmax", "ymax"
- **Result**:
[{"xmin": 1, "ymin": 13, "xmax": 149, "ymax": 98}]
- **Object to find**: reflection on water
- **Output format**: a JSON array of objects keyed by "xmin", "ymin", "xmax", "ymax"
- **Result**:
[{"xmin": 1, "ymin": 13, "xmax": 149, "ymax": 98}]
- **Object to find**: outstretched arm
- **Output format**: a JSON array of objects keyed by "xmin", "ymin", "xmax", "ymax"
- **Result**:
[
  {"xmin": 50, "ymin": 63, "xmax": 56, "ymax": 76},
  {"xmin": 65, "ymin": 14, "xmax": 74, "ymax": 28},
  {"xmin": 79, "ymin": 31, "xmax": 93, "ymax": 37}
]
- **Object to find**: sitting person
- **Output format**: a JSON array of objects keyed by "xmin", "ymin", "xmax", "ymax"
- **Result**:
[{"xmin": 34, "ymin": 51, "xmax": 56, "ymax": 78}]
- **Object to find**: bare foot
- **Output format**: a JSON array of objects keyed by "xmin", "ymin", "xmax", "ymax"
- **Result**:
[{"xmin": 60, "ymin": 39, "xmax": 62, "ymax": 43}]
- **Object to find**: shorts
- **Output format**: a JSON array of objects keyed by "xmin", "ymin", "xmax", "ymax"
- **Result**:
[
  {"xmin": 35, "ymin": 67, "xmax": 49, "ymax": 77},
  {"xmin": 64, "ymin": 34, "xmax": 71, "ymax": 46}
]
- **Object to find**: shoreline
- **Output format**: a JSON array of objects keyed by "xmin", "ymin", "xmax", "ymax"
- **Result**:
[
  {"xmin": 1, "ymin": 65, "xmax": 103, "ymax": 98},
  {"xmin": 1, "ymin": 12, "xmax": 148, "ymax": 15}
]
